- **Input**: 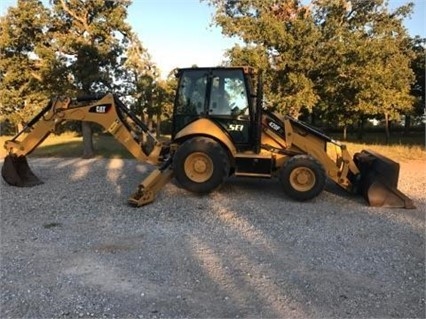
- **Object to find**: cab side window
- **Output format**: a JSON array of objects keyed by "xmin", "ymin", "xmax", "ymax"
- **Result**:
[{"xmin": 209, "ymin": 71, "xmax": 249, "ymax": 116}]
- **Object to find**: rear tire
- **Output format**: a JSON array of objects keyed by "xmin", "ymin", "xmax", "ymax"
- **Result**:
[
  {"xmin": 173, "ymin": 137, "xmax": 230, "ymax": 193},
  {"xmin": 280, "ymin": 155, "xmax": 326, "ymax": 201}
]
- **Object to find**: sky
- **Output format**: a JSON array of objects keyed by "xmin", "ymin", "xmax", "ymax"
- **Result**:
[
  {"xmin": 1, "ymin": 0, "xmax": 425, "ymax": 78},
  {"xmin": 128, "ymin": 0, "xmax": 426, "ymax": 77}
]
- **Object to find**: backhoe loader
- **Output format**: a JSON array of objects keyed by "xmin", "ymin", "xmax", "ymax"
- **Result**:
[{"xmin": 1, "ymin": 67, "xmax": 415, "ymax": 209}]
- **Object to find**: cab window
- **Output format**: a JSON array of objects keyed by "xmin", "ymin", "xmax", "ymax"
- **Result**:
[
  {"xmin": 209, "ymin": 70, "xmax": 249, "ymax": 117},
  {"xmin": 176, "ymin": 70, "xmax": 207, "ymax": 115}
]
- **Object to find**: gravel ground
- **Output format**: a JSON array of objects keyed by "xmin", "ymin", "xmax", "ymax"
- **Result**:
[{"xmin": 0, "ymin": 157, "xmax": 425, "ymax": 319}]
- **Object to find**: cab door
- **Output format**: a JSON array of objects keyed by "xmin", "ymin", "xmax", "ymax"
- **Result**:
[
  {"xmin": 172, "ymin": 69, "xmax": 208, "ymax": 138},
  {"xmin": 207, "ymin": 69, "xmax": 253, "ymax": 150}
]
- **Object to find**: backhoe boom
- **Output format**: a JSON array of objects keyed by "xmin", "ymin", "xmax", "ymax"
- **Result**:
[
  {"xmin": 3, "ymin": 94, "xmax": 163, "ymax": 164},
  {"xmin": 2, "ymin": 93, "xmax": 172, "ymax": 206}
]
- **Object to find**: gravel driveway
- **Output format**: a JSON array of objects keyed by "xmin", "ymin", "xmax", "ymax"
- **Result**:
[{"xmin": 1, "ymin": 157, "xmax": 425, "ymax": 318}]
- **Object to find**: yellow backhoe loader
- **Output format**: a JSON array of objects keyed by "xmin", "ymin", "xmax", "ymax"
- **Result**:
[{"xmin": 1, "ymin": 67, "xmax": 415, "ymax": 209}]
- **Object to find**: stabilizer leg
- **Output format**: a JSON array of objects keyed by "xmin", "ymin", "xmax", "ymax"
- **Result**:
[{"xmin": 128, "ymin": 159, "xmax": 174, "ymax": 207}]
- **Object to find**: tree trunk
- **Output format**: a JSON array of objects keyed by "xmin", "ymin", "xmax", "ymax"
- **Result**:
[
  {"xmin": 156, "ymin": 118, "xmax": 161, "ymax": 139},
  {"xmin": 310, "ymin": 112, "xmax": 316, "ymax": 126},
  {"xmin": 357, "ymin": 117, "xmax": 364, "ymax": 140},
  {"xmin": 404, "ymin": 114, "xmax": 411, "ymax": 136},
  {"xmin": 156, "ymin": 105, "xmax": 161, "ymax": 139},
  {"xmin": 384, "ymin": 112, "xmax": 390, "ymax": 144},
  {"xmin": 82, "ymin": 121, "xmax": 95, "ymax": 158}
]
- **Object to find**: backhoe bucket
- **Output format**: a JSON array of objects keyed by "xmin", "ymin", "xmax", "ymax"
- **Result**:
[
  {"xmin": 1, "ymin": 155, "xmax": 43, "ymax": 187},
  {"xmin": 354, "ymin": 150, "xmax": 415, "ymax": 209}
]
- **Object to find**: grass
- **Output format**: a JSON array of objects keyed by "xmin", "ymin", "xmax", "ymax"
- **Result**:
[
  {"xmin": 328, "ymin": 130, "xmax": 425, "ymax": 147},
  {"xmin": 327, "ymin": 141, "xmax": 426, "ymax": 163},
  {"xmin": 327, "ymin": 131, "xmax": 425, "ymax": 162},
  {"xmin": 0, "ymin": 132, "xmax": 136, "ymax": 160},
  {"xmin": 1, "ymin": 131, "xmax": 425, "ymax": 162}
]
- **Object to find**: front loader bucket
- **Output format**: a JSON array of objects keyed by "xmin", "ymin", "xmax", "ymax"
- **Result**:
[
  {"xmin": 353, "ymin": 150, "xmax": 415, "ymax": 209},
  {"xmin": 1, "ymin": 155, "xmax": 43, "ymax": 187}
]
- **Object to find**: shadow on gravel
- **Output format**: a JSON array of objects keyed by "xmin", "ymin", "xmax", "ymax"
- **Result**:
[{"xmin": 1, "ymin": 158, "xmax": 425, "ymax": 319}]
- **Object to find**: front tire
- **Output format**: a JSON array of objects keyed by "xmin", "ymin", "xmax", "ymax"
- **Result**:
[
  {"xmin": 280, "ymin": 155, "xmax": 326, "ymax": 201},
  {"xmin": 173, "ymin": 137, "xmax": 230, "ymax": 193}
]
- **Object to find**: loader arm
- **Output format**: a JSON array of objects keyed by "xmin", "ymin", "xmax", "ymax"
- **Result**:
[
  {"xmin": 2, "ymin": 93, "xmax": 173, "ymax": 206},
  {"xmin": 282, "ymin": 116, "xmax": 359, "ymax": 190},
  {"xmin": 275, "ymin": 114, "xmax": 414, "ymax": 208}
]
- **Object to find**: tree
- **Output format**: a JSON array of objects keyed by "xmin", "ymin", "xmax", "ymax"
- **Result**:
[
  {"xmin": 123, "ymin": 34, "xmax": 161, "ymax": 131},
  {"xmin": 123, "ymin": 35, "xmax": 180, "ymax": 138},
  {"xmin": 0, "ymin": 0, "xmax": 64, "ymax": 132},
  {"xmin": 49, "ymin": 0, "xmax": 133, "ymax": 157},
  {"xmin": 405, "ymin": 36, "xmax": 426, "ymax": 133},
  {"xmin": 206, "ymin": 0, "xmax": 416, "ymax": 142},
  {"xmin": 313, "ymin": 0, "xmax": 415, "ymax": 141},
  {"xmin": 124, "ymin": 34, "xmax": 155, "ymax": 116},
  {"xmin": 205, "ymin": 0, "xmax": 320, "ymax": 117},
  {"xmin": 153, "ymin": 76, "xmax": 179, "ymax": 137}
]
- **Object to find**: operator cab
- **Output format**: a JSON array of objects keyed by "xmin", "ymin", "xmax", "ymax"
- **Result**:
[{"xmin": 172, "ymin": 67, "xmax": 258, "ymax": 151}]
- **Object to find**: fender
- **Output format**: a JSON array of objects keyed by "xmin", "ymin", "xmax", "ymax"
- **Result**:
[{"xmin": 173, "ymin": 118, "xmax": 237, "ymax": 157}]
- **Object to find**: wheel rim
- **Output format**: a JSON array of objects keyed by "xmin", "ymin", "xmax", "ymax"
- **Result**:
[
  {"xmin": 184, "ymin": 152, "xmax": 214, "ymax": 183},
  {"xmin": 289, "ymin": 167, "xmax": 316, "ymax": 192}
]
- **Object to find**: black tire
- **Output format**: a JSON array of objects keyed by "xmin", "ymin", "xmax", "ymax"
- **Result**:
[
  {"xmin": 279, "ymin": 155, "xmax": 326, "ymax": 201},
  {"xmin": 173, "ymin": 137, "xmax": 230, "ymax": 193}
]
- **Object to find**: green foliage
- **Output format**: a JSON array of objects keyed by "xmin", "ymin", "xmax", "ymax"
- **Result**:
[
  {"xmin": 0, "ymin": 0, "xmax": 57, "ymax": 127},
  {"xmin": 124, "ymin": 36, "xmax": 160, "ymax": 119},
  {"xmin": 0, "ymin": 0, "xmax": 170, "ymax": 139},
  {"xmin": 49, "ymin": 0, "xmax": 133, "ymax": 94},
  {"xmin": 206, "ymin": 0, "xmax": 320, "ymax": 116},
  {"xmin": 205, "ymin": 0, "xmax": 418, "ymax": 126},
  {"xmin": 409, "ymin": 36, "xmax": 425, "ymax": 117},
  {"xmin": 313, "ymin": 0, "xmax": 415, "ymax": 127}
]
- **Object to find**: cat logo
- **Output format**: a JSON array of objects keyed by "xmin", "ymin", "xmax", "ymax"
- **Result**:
[
  {"xmin": 96, "ymin": 105, "xmax": 107, "ymax": 113},
  {"xmin": 89, "ymin": 104, "xmax": 111, "ymax": 113}
]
